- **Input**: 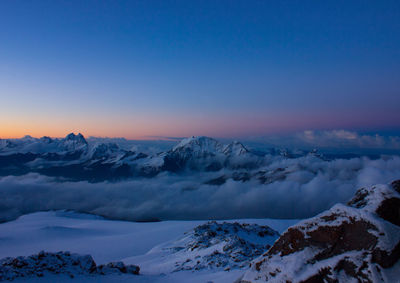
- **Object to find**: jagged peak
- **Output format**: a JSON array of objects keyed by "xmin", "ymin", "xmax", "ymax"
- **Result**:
[
  {"xmin": 40, "ymin": 136, "xmax": 53, "ymax": 143},
  {"xmin": 222, "ymin": 140, "xmax": 249, "ymax": 156},
  {"xmin": 173, "ymin": 136, "xmax": 222, "ymax": 152},
  {"xmin": 21, "ymin": 135, "xmax": 34, "ymax": 140},
  {"xmin": 64, "ymin": 133, "xmax": 87, "ymax": 144}
]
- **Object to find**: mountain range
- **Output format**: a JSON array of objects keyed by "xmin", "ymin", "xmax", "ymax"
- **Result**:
[
  {"xmin": 0, "ymin": 133, "xmax": 377, "ymax": 182},
  {"xmin": 0, "ymin": 133, "xmax": 308, "ymax": 182}
]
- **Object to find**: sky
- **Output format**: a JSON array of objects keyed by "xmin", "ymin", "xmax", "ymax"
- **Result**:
[{"xmin": 1, "ymin": 0, "xmax": 400, "ymax": 139}]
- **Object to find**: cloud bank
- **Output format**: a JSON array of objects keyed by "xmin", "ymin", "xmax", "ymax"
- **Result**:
[
  {"xmin": 1, "ymin": 155, "xmax": 400, "ymax": 222},
  {"xmin": 296, "ymin": 130, "xmax": 400, "ymax": 149},
  {"xmin": 245, "ymin": 130, "xmax": 400, "ymax": 154}
]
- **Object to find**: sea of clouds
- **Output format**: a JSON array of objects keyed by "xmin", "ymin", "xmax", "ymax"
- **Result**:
[{"xmin": 1, "ymin": 154, "xmax": 399, "ymax": 222}]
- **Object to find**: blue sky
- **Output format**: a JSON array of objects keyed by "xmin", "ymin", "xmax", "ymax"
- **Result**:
[{"xmin": 1, "ymin": 0, "xmax": 400, "ymax": 138}]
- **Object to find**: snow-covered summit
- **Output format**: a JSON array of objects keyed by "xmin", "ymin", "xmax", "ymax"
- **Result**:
[
  {"xmin": 222, "ymin": 141, "xmax": 249, "ymax": 156},
  {"xmin": 173, "ymin": 137, "xmax": 249, "ymax": 157},
  {"xmin": 59, "ymin": 133, "xmax": 88, "ymax": 152},
  {"xmin": 162, "ymin": 136, "xmax": 258, "ymax": 172},
  {"xmin": 172, "ymin": 136, "xmax": 224, "ymax": 154},
  {"xmin": 64, "ymin": 133, "xmax": 86, "ymax": 143}
]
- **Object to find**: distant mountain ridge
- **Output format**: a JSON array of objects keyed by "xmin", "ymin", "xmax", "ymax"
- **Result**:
[{"xmin": 0, "ymin": 133, "xmax": 374, "ymax": 182}]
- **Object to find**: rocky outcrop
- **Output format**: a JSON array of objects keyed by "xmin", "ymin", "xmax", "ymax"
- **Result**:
[
  {"xmin": 168, "ymin": 221, "xmax": 279, "ymax": 271},
  {"xmin": 241, "ymin": 180, "xmax": 400, "ymax": 283},
  {"xmin": 0, "ymin": 251, "xmax": 139, "ymax": 281}
]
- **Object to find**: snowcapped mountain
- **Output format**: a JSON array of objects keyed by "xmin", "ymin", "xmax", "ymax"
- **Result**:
[
  {"xmin": 172, "ymin": 136, "xmax": 224, "ymax": 154},
  {"xmin": 0, "ymin": 133, "xmax": 88, "ymax": 155},
  {"xmin": 0, "ymin": 133, "xmax": 330, "ymax": 181},
  {"xmin": 162, "ymin": 136, "xmax": 257, "ymax": 172},
  {"xmin": 171, "ymin": 136, "xmax": 250, "ymax": 158},
  {"xmin": 61, "ymin": 133, "xmax": 88, "ymax": 152}
]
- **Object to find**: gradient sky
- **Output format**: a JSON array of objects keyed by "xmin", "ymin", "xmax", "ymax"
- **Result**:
[{"xmin": 1, "ymin": 0, "xmax": 400, "ymax": 139}]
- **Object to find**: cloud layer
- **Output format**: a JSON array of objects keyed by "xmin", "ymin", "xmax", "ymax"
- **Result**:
[
  {"xmin": 296, "ymin": 130, "xmax": 400, "ymax": 149},
  {"xmin": 1, "ymin": 155, "xmax": 400, "ymax": 222},
  {"xmin": 245, "ymin": 130, "xmax": 400, "ymax": 154}
]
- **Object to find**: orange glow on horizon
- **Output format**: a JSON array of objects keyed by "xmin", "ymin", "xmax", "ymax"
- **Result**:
[
  {"xmin": 0, "ymin": 113, "xmax": 288, "ymax": 140},
  {"xmin": 1, "ymin": 109, "xmax": 396, "ymax": 140}
]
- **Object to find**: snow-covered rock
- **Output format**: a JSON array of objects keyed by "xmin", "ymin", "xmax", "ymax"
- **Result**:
[
  {"xmin": 240, "ymin": 181, "xmax": 400, "ymax": 283},
  {"xmin": 178, "ymin": 221, "xmax": 279, "ymax": 271},
  {"xmin": 163, "ymin": 136, "xmax": 258, "ymax": 172},
  {"xmin": 0, "ymin": 251, "xmax": 139, "ymax": 281},
  {"xmin": 142, "ymin": 221, "xmax": 279, "ymax": 273}
]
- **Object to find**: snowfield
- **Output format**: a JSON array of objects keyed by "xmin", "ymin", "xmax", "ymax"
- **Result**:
[
  {"xmin": 1, "ymin": 181, "xmax": 399, "ymax": 282},
  {"xmin": 0, "ymin": 211, "xmax": 298, "ymax": 282}
]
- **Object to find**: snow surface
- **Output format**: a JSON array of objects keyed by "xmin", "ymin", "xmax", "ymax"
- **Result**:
[{"xmin": 0, "ymin": 211, "xmax": 298, "ymax": 282}]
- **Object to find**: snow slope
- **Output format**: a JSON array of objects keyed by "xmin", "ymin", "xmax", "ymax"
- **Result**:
[{"xmin": 0, "ymin": 211, "xmax": 297, "ymax": 282}]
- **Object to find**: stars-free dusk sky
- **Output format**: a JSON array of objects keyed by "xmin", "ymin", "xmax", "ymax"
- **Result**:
[{"xmin": 1, "ymin": 0, "xmax": 400, "ymax": 139}]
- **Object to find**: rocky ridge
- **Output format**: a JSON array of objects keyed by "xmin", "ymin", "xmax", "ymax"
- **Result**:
[{"xmin": 240, "ymin": 180, "xmax": 400, "ymax": 283}]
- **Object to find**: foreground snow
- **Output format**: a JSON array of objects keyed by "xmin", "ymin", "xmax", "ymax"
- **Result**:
[
  {"xmin": 2, "ymin": 181, "xmax": 398, "ymax": 282},
  {"xmin": 0, "ymin": 211, "xmax": 297, "ymax": 282}
]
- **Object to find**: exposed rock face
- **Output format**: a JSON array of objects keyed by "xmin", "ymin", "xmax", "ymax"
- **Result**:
[
  {"xmin": 241, "ymin": 181, "xmax": 400, "ymax": 283},
  {"xmin": 347, "ymin": 181, "xmax": 400, "ymax": 227},
  {"xmin": 0, "ymin": 251, "xmax": 139, "ymax": 281}
]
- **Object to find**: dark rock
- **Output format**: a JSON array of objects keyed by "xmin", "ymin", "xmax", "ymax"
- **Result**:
[
  {"xmin": 205, "ymin": 176, "xmax": 227, "ymax": 185},
  {"xmin": 376, "ymin": 197, "xmax": 400, "ymax": 226},
  {"xmin": 391, "ymin": 180, "xmax": 400, "ymax": 193}
]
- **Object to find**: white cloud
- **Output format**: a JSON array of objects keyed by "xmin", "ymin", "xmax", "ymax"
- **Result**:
[
  {"xmin": 295, "ymin": 130, "xmax": 400, "ymax": 149},
  {"xmin": 1, "ymin": 155, "xmax": 399, "ymax": 222}
]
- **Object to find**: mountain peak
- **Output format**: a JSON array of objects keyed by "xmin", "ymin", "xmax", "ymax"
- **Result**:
[
  {"xmin": 21, "ymin": 135, "xmax": 34, "ymax": 140},
  {"xmin": 40, "ymin": 136, "xmax": 53, "ymax": 144},
  {"xmin": 59, "ymin": 133, "xmax": 88, "ymax": 153},
  {"xmin": 65, "ymin": 133, "xmax": 87, "ymax": 144},
  {"xmin": 222, "ymin": 141, "xmax": 249, "ymax": 156},
  {"xmin": 173, "ymin": 136, "xmax": 222, "ymax": 152}
]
